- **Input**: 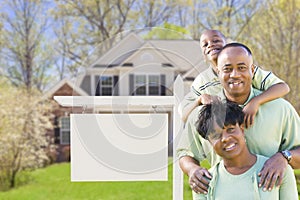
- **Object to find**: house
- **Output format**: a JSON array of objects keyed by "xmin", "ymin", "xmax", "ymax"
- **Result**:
[
  {"xmin": 45, "ymin": 32, "xmax": 207, "ymax": 162},
  {"xmin": 43, "ymin": 79, "xmax": 89, "ymax": 162}
]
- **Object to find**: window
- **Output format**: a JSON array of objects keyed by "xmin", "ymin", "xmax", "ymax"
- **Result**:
[
  {"xmin": 134, "ymin": 75, "xmax": 160, "ymax": 96},
  {"xmin": 100, "ymin": 76, "xmax": 113, "ymax": 95},
  {"xmin": 95, "ymin": 75, "xmax": 119, "ymax": 96},
  {"xmin": 135, "ymin": 75, "xmax": 146, "ymax": 95},
  {"xmin": 60, "ymin": 117, "xmax": 70, "ymax": 144},
  {"xmin": 149, "ymin": 75, "xmax": 160, "ymax": 95}
]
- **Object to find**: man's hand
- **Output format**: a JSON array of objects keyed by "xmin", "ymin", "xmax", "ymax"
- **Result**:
[
  {"xmin": 188, "ymin": 166, "xmax": 212, "ymax": 194},
  {"xmin": 258, "ymin": 152, "xmax": 288, "ymax": 191}
]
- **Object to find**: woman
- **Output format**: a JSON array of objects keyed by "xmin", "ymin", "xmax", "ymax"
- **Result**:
[{"xmin": 194, "ymin": 101, "xmax": 298, "ymax": 200}]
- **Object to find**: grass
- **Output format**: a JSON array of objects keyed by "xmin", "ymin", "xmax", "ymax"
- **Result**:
[
  {"xmin": 0, "ymin": 160, "xmax": 192, "ymax": 200},
  {"xmin": 0, "ymin": 161, "xmax": 299, "ymax": 200}
]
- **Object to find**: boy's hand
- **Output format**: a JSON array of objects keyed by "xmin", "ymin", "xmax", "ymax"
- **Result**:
[
  {"xmin": 198, "ymin": 94, "xmax": 221, "ymax": 105},
  {"xmin": 243, "ymin": 98, "xmax": 260, "ymax": 128}
]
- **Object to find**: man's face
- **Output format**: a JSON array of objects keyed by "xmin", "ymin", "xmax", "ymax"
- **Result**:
[
  {"xmin": 200, "ymin": 30, "xmax": 226, "ymax": 64},
  {"xmin": 217, "ymin": 46, "xmax": 254, "ymax": 101}
]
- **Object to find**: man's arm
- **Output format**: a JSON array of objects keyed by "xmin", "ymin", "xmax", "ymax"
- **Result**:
[
  {"xmin": 289, "ymin": 146, "xmax": 300, "ymax": 168},
  {"xmin": 258, "ymin": 146, "xmax": 300, "ymax": 191},
  {"xmin": 179, "ymin": 156, "xmax": 212, "ymax": 194},
  {"xmin": 278, "ymin": 164, "xmax": 298, "ymax": 200}
]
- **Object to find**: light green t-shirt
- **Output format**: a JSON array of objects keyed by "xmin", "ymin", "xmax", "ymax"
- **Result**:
[
  {"xmin": 177, "ymin": 88, "xmax": 300, "ymax": 167},
  {"xmin": 194, "ymin": 155, "xmax": 298, "ymax": 200}
]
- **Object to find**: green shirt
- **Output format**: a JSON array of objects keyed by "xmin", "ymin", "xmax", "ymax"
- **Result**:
[
  {"xmin": 195, "ymin": 155, "xmax": 298, "ymax": 200},
  {"xmin": 179, "ymin": 65, "xmax": 284, "ymax": 113},
  {"xmin": 177, "ymin": 88, "xmax": 300, "ymax": 167},
  {"xmin": 192, "ymin": 65, "xmax": 283, "ymax": 96}
]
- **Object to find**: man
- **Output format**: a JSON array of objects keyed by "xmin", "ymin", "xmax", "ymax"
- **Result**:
[
  {"xmin": 177, "ymin": 43, "xmax": 300, "ymax": 199},
  {"xmin": 179, "ymin": 30, "xmax": 289, "ymax": 126}
]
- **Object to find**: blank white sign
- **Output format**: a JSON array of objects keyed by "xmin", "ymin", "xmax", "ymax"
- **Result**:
[{"xmin": 71, "ymin": 114, "xmax": 168, "ymax": 181}]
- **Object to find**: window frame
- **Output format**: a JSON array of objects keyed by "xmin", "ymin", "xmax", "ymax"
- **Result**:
[
  {"xmin": 59, "ymin": 116, "xmax": 70, "ymax": 145},
  {"xmin": 99, "ymin": 75, "xmax": 114, "ymax": 96},
  {"xmin": 134, "ymin": 74, "xmax": 161, "ymax": 96}
]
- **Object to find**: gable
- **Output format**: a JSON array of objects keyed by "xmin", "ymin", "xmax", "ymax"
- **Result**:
[
  {"xmin": 150, "ymin": 40, "xmax": 203, "ymax": 72},
  {"xmin": 87, "ymin": 32, "xmax": 204, "ymax": 74},
  {"xmin": 43, "ymin": 79, "xmax": 88, "ymax": 99},
  {"xmin": 91, "ymin": 32, "xmax": 144, "ymax": 67},
  {"xmin": 122, "ymin": 42, "xmax": 175, "ymax": 72},
  {"xmin": 53, "ymin": 83, "xmax": 80, "ymax": 96}
]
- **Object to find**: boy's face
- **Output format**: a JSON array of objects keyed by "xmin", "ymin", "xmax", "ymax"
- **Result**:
[
  {"xmin": 208, "ymin": 122, "xmax": 246, "ymax": 160},
  {"xmin": 217, "ymin": 46, "xmax": 254, "ymax": 100},
  {"xmin": 200, "ymin": 30, "xmax": 226, "ymax": 64}
]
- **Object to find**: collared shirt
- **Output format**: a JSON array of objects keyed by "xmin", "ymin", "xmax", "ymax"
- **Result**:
[
  {"xmin": 192, "ymin": 65, "xmax": 284, "ymax": 96},
  {"xmin": 179, "ymin": 65, "xmax": 285, "ymax": 114},
  {"xmin": 191, "ymin": 67, "xmax": 221, "ymax": 96},
  {"xmin": 177, "ymin": 87, "xmax": 300, "ymax": 167}
]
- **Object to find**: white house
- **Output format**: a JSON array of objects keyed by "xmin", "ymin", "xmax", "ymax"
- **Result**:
[{"xmin": 46, "ymin": 32, "xmax": 207, "ymax": 161}]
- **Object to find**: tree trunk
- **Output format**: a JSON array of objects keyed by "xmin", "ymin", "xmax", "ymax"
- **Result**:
[{"xmin": 9, "ymin": 170, "xmax": 17, "ymax": 188}]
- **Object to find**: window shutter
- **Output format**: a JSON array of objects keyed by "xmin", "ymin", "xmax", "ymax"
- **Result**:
[
  {"xmin": 95, "ymin": 75, "xmax": 100, "ymax": 96},
  {"xmin": 113, "ymin": 76, "xmax": 119, "ymax": 96},
  {"xmin": 54, "ymin": 117, "xmax": 60, "ymax": 144},
  {"xmin": 160, "ymin": 74, "xmax": 166, "ymax": 96},
  {"xmin": 129, "ymin": 74, "xmax": 134, "ymax": 95},
  {"xmin": 80, "ymin": 75, "xmax": 91, "ymax": 95},
  {"xmin": 54, "ymin": 128, "xmax": 60, "ymax": 144},
  {"xmin": 54, "ymin": 116, "xmax": 59, "ymax": 126}
]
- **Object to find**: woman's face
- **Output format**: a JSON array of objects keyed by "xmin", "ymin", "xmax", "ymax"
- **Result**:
[
  {"xmin": 200, "ymin": 30, "xmax": 226, "ymax": 66},
  {"xmin": 208, "ymin": 122, "xmax": 246, "ymax": 160}
]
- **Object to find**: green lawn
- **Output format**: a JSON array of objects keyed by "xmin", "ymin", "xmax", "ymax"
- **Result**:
[
  {"xmin": 0, "ymin": 161, "xmax": 299, "ymax": 200},
  {"xmin": 0, "ymin": 161, "xmax": 192, "ymax": 200}
]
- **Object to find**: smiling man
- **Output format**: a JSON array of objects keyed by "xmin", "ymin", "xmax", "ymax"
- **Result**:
[
  {"xmin": 218, "ymin": 43, "xmax": 253, "ymax": 103},
  {"xmin": 177, "ymin": 43, "xmax": 300, "ymax": 200}
]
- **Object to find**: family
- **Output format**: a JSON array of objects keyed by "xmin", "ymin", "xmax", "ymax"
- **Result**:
[{"xmin": 177, "ymin": 30, "xmax": 300, "ymax": 199}]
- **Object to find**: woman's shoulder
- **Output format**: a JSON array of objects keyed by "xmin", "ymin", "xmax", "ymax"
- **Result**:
[
  {"xmin": 208, "ymin": 161, "xmax": 222, "ymax": 175},
  {"xmin": 256, "ymin": 154, "xmax": 269, "ymax": 165},
  {"xmin": 257, "ymin": 154, "xmax": 269, "ymax": 161}
]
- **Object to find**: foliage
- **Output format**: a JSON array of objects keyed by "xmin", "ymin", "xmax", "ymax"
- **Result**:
[
  {"xmin": 51, "ymin": 0, "xmax": 137, "ymax": 72},
  {"xmin": 143, "ymin": 23, "xmax": 191, "ymax": 40},
  {"xmin": 129, "ymin": 0, "xmax": 178, "ymax": 28},
  {"xmin": 0, "ymin": 0, "xmax": 55, "ymax": 91},
  {"xmin": 0, "ymin": 77, "xmax": 54, "ymax": 190},
  {"xmin": 48, "ymin": 0, "xmax": 264, "ymax": 79},
  {"xmin": 240, "ymin": 0, "xmax": 300, "ymax": 112},
  {"xmin": 168, "ymin": 0, "xmax": 261, "ymax": 40}
]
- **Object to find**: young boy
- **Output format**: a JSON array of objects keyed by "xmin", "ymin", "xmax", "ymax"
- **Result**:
[
  {"xmin": 179, "ymin": 30, "xmax": 290, "ymax": 128},
  {"xmin": 194, "ymin": 101, "xmax": 297, "ymax": 200}
]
